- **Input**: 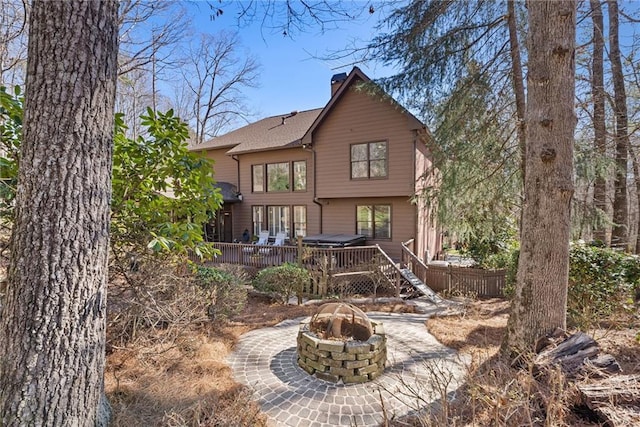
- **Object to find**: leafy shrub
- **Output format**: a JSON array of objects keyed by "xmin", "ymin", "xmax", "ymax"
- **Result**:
[
  {"xmin": 568, "ymin": 242, "xmax": 638, "ymax": 329},
  {"xmin": 253, "ymin": 263, "xmax": 310, "ymax": 304},
  {"xmin": 461, "ymin": 223, "xmax": 518, "ymax": 269},
  {"xmin": 502, "ymin": 248, "xmax": 520, "ymax": 298},
  {"xmin": 195, "ymin": 265, "xmax": 248, "ymax": 321}
]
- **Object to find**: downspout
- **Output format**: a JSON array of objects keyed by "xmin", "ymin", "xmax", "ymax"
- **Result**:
[
  {"xmin": 231, "ymin": 154, "xmax": 240, "ymax": 193},
  {"xmin": 303, "ymin": 143, "xmax": 323, "ymax": 233}
]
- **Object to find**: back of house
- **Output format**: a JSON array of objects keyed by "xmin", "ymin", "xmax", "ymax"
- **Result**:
[{"xmin": 190, "ymin": 67, "xmax": 441, "ymax": 262}]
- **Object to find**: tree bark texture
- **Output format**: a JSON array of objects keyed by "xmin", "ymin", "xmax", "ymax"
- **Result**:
[
  {"xmin": 590, "ymin": 0, "xmax": 608, "ymax": 245},
  {"xmin": 0, "ymin": 1, "xmax": 118, "ymax": 426},
  {"xmin": 504, "ymin": 0, "xmax": 576, "ymax": 353},
  {"xmin": 608, "ymin": 0, "xmax": 629, "ymax": 249}
]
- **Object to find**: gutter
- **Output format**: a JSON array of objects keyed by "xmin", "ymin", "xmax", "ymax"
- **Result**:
[{"xmin": 302, "ymin": 143, "xmax": 323, "ymax": 234}]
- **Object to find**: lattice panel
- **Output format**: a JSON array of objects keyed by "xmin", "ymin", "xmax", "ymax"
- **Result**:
[{"xmin": 307, "ymin": 272, "xmax": 397, "ymax": 298}]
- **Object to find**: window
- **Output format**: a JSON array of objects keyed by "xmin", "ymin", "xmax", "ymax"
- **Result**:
[
  {"xmin": 293, "ymin": 161, "xmax": 306, "ymax": 191},
  {"xmin": 252, "ymin": 165, "xmax": 264, "ymax": 192},
  {"xmin": 267, "ymin": 205, "xmax": 290, "ymax": 236},
  {"xmin": 293, "ymin": 206, "xmax": 307, "ymax": 237},
  {"xmin": 356, "ymin": 205, "xmax": 391, "ymax": 239},
  {"xmin": 267, "ymin": 162, "xmax": 290, "ymax": 192},
  {"xmin": 252, "ymin": 206, "xmax": 264, "ymax": 236},
  {"xmin": 351, "ymin": 141, "xmax": 387, "ymax": 179}
]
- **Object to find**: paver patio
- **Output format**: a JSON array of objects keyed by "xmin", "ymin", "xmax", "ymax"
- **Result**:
[{"xmin": 227, "ymin": 303, "xmax": 469, "ymax": 426}]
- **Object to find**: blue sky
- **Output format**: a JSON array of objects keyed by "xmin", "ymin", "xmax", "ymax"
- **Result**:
[
  {"xmin": 179, "ymin": 1, "xmax": 640, "ymax": 132},
  {"xmin": 185, "ymin": 1, "xmax": 390, "ymax": 121}
]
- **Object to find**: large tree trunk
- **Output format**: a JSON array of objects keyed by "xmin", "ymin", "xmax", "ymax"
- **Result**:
[
  {"xmin": 591, "ymin": 0, "xmax": 608, "ymax": 245},
  {"xmin": 0, "ymin": 1, "xmax": 118, "ymax": 425},
  {"xmin": 503, "ymin": 0, "xmax": 576, "ymax": 353},
  {"xmin": 608, "ymin": 0, "xmax": 630, "ymax": 249}
]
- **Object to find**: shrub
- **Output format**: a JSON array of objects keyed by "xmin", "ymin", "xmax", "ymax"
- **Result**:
[
  {"xmin": 568, "ymin": 242, "xmax": 638, "ymax": 329},
  {"xmin": 253, "ymin": 263, "xmax": 310, "ymax": 304},
  {"xmin": 195, "ymin": 265, "xmax": 248, "ymax": 321},
  {"xmin": 502, "ymin": 248, "xmax": 520, "ymax": 298},
  {"xmin": 461, "ymin": 224, "xmax": 518, "ymax": 269}
]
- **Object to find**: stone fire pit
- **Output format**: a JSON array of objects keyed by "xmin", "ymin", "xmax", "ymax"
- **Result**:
[{"xmin": 297, "ymin": 303, "xmax": 387, "ymax": 384}]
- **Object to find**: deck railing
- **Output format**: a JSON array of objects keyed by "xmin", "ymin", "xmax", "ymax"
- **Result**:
[
  {"xmin": 192, "ymin": 240, "xmax": 507, "ymax": 298},
  {"xmin": 191, "ymin": 242, "xmax": 400, "ymax": 297}
]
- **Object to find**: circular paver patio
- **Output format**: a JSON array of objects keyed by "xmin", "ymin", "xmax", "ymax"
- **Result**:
[{"xmin": 227, "ymin": 303, "xmax": 468, "ymax": 426}]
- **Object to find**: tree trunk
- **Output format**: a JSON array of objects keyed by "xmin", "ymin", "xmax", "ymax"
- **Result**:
[
  {"xmin": 0, "ymin": 1, "xmax": 118, "ymax": 426},
  {"xmin": 630, "ymin": 148, "xmax": 640, "ymax": 252},
  {"xmin": 591, "ymin": 0, "xmax": 608, "ymax": 245},
  {"xmin": 608, "ymin": 0, "xmax": 629, "ymax": 250},
  {"xmin": 507, "ymin": 0, "xmax": 526, "ymax": 183},
  {"xmin": 503, "ymin": 0, "xmax": 576, "ymax": 354}
]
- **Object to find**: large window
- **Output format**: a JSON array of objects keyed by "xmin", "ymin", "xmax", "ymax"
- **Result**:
[
  {"xmin": 267, "ymin": 205, "xmax": 290, "ymax": 236},
  {"xmin": 252, "ymin": 206, "xmax": 264, "ymax": 236},
  {"xmin": 356, "ymin": 205, "xmax": 391, "ymax": 239},
  {"xmin": 293, "ymin": 161, "xmax": 306, "ymax": 191},
  {"xmin": 293, "ymin": 205, "xmax": 307, "ymax": 237},
  {"xmin": 252, "ymin": 165, "xmax": 264, "ymax": 192},
  {"xmin": 267, "ymin": 162, "xmax": 290, "ymax": 192},
  {"xmin": 351, "ymin": 141, "xmax": 388, "ymax": 179}
]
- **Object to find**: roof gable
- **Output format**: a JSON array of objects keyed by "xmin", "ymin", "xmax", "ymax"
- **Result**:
[
  {"xmin": 188, "ymin": 67, "xmax": 426, "ymax": 156},
  {"xmin": 301, "ymin": 67, "xmax": 424, "ymax": 146}
]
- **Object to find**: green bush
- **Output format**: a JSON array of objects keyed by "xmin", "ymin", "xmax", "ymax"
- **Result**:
[
  {"xmin": 568, "ymin": 243, "xmax": 638, "ymax": 329},
  {"xmin": 253, "ymin": 263, "xmax": 310, "ymax": 304},
  {"xmin": 461, "ymin": 223, "xmax": 518, "ymax": 269},
  {"xmin": 195, "ymin": 266, "xmax": 248, "ymax": 321},
  {"xmin": 501, "ymin": 248, "xmax": 519, "ymax": 298}
]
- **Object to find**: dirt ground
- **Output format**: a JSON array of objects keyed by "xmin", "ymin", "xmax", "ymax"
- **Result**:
[
  {"xmin": 104, "ymin": 293, "xmax": 640, "ymax": 426},
  {"xmin": 1, "ymin": 237, "xmax": 638, "ymax": 427}
]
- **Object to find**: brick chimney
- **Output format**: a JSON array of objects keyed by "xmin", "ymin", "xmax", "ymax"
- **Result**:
[{"xmin": 331, "ymin": 72, "xmax": 348, "ymax": 96}]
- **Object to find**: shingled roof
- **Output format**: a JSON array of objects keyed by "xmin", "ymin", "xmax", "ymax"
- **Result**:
[{"xmin": 191, "ymin": 108, "xmax": 322, "ymax": 154}]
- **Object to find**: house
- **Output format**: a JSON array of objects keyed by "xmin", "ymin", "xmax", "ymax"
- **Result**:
[{"xmin": 190, "ymin": 67, "xmax": 441, "ymax": 262}]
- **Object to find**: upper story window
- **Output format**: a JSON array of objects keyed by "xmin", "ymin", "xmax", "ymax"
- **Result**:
[
  {"xmin": 351, "ymin": 141, "xmax": 388, "ymax": 179},
  {"xmin": 251, "ymin": 161, "xmax": 307, "ymax": 193},
  {"xmin": 356, "ymin": 205, "xmax": 391, "ymax": 239},
  {"xmin": 252, "ymin": 164, "xmax": 264, "ymax": 192},
  {"xmin": 293, "ymin": 161, "xmax": 306, "ymax": 191},
  {"xmin": 267, "ymin": 162, "xmax": 290, "ymax": 192}
]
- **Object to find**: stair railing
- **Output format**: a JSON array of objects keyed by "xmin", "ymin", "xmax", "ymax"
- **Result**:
[{"xmin": 401, "ymin": 239, "xmax": 429, "ymax": 284}]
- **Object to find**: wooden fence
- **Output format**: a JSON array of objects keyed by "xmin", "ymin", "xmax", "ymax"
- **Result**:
[
  {"xmin": 422, "ymin": 264, "xmax": 506, "ymax": 297},
  {"xmin": 402, "ymin": 239, "xmax": 506, "ymax": 297}
]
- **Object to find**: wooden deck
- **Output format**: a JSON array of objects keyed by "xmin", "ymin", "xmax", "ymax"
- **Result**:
[{"xmin": 192, "ymin": 240, "xmax": 507, "ymax": 298}]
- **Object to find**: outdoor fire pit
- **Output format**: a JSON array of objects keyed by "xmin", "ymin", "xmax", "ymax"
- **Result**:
[{"xmin": 297, "ymin": 302, "xmax": 386, "ymax": 384}]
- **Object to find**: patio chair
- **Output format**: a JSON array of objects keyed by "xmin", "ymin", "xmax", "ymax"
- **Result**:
[
  {"xmin": 272, "ymin": 232, "xmax": 287, "ymax": 247},
  {"xmin": 243, "ymin": 230, "xmax": 270, "ymax": 254},
  {"xmin": 258, "ymin": 232, "xmax": 287, "ymax": 255}
]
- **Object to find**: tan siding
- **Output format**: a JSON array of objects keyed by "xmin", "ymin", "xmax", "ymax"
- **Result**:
[
  {"xmin": 313, "ymin": 87, "xmax": 418, "ymax": 199},
  {"xmin": 233, "ymin": 148, "xmax": 319, "ymax": 240},
  {"xmin": 322, "ymin": 197, "xmax": 415, "ymax": 260},
  {"xmin": 413, "ymin": 140, "xmax": 441, "ymax": 261},
  {"xmin": 202, "ymin": 148, "xmax": 238, "ymax": 186}
]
